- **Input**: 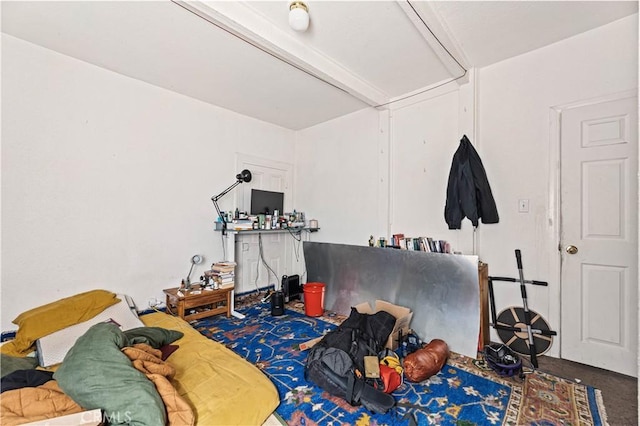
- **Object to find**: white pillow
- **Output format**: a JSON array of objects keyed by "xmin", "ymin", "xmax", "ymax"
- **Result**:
[{"xmin": 36, "ymin": 295, "xmax": 144, "ymax": 367}]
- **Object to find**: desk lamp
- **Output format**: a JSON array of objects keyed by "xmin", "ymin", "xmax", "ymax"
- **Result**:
[
  {"xmin": 211, "ymin": 169, "xmax": 252, "ymax": 234},
  {"xmin": 185, "ymin": 254, "xmax": 203, "ymax": 289}
]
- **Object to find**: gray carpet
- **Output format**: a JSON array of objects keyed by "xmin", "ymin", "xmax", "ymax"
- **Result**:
[{"xmin": 536, "ymin": 355, "xmax": 637, "ymax": 426}]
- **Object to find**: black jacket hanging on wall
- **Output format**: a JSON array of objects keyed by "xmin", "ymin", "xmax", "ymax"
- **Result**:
[{"xmin": 444, "ymin": 135, "xmax": 499, "ymax": 229}]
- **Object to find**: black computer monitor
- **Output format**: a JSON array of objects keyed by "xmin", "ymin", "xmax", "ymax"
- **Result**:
[{"xmin": 250, "ymin": 189, "xmax": 284, "ymax": 215}]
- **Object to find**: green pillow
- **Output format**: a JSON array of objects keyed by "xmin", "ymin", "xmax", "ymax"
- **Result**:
[
  {"xmin": 1, "ymin": 354, "xmax": 38, "ymax": 378},
  {"xmin": 124, "ymin": 327, "xmax": 183, "ymax": 348},
  {"xmin": 54, "ymin": 323, "xmax": 166, "ymax": 425}
]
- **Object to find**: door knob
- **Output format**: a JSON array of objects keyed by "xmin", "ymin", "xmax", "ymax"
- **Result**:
[{"xmin": 565, "ymin": 245, "xmax": 578, "ymax": 254}]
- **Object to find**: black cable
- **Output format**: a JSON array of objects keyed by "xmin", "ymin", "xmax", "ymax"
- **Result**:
[
  {"xmin": 258, "ymin": 233, "xmax": 279, "ymax": 289},
  {"xmin": 254, "ymin": 243, "xmax": 262, "ymax": 293},
  {"xmin": 298, "ymin": 233, "xmax": 307, "ymax": 283},
  {"xmin": 373, "ymin": 0, "xmax": 468, "ymax": 108},
  {"xmin": 373, "ymin": 72, "xmax": 467, "ymax": 109},
  {"xmin": 406, "ymin": 0, "xmax": 467, "ymax": 73},
  {"xmin": 285, "ymin": 228, "xmax": 302, "ymax": 265},
  {"xmin": 220, "ymin": 231, "xmax": 227, "ymax": 261},
  {"xmin": 287, "ymin": 227, "xmax": 303, "ymax": 242}
]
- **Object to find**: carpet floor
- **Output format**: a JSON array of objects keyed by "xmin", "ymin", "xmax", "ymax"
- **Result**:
[
  {"xmin": 192, "ymin": 299, "xmax": 610, "ymax": 425},
  {"xmin": 535, "ymin": 355, "xmax": 637, "ymax": 426}
]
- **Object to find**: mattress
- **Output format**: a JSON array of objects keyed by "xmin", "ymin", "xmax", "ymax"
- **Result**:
[{"xmin": 141, "ymin": 312, "xmax": 279, "ymax": 425}]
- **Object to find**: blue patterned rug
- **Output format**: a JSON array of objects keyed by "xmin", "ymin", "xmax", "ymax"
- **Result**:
[{"xmin": 192, "ymin": 302, "xmax": 607, "ymax": 426}]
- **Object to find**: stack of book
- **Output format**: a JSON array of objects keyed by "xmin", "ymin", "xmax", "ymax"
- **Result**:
[{"xmin": 205, "ymin": 261, "xmax": 236, "ymax": 289}]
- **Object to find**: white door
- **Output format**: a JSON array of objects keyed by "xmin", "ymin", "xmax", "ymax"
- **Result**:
[
  {"xmin": 560, "ymin": 94, "xmax": 638, "ymax": 377},
  {"xmin": 234, "ymin": 155, "xmax": 299, "ymax": 294}
]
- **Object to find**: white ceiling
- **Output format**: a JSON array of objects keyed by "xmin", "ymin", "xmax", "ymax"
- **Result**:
[{"xmin": 2, "ymin": 1, "xmax": 638, "ymax": 130}]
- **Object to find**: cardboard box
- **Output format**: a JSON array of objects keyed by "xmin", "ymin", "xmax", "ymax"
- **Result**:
[{"xmin": 354, "ymin": 300, "xmax": 413, "ymax": 350}]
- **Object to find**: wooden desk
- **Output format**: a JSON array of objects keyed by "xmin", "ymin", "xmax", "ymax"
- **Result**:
[{"xmin": 163, "ymin": 286, "xmax": 233, "ymax": 322}]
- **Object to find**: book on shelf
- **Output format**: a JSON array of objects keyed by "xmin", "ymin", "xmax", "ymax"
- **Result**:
[
  {"xmin": 202, "ymin": 268, "xmax": 235, "ymax": 289},
  {"xmin": 427, "ymin": 237, "xmax": 436, "ymax": 252},
  {"xmin": 213, "ymin": 271, "xmax": 234, "ymax": 278},
  {"xmin": 392, "ymin": 234, "xmax": 405, "ymax": 247},
  {"xmin": 215, "ymin": 261, "xmax": 236, "ymax": 267},
  {"xmin": 402, "ymin": 237, "xmax": 421, "ymax": 251},
  {"xmin": 213, "ymin": 261, "xmax": 236, "ymax": 266},
  {"xmin": 404, "ymin": 238, "xmax": 414, "ymax": 250},
  {"xmin": 391, "ymin": 234, "xmax": 452, "ymax": 254},
  {"xmin": 211, "ymin": 261, "xmax": 236, "ymax": 273},
  {"xmin": 205, "ymin": 271, "xmax": 234, "ymax": 282}
]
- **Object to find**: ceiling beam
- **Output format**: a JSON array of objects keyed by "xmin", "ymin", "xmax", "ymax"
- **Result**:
[
  {"xmin": 174, "ymin": 0, "xmax": 389, "ymax": 107},
  {"xmin": 396, "ymin": 0, "xmax": 470, "ymax": 84}
]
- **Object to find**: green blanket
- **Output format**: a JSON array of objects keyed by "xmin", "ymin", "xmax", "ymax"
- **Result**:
[
  {"xmin": 54, "ymin": 323, "xmax": 167, "ymax": 425},
  {"xmin": 1, "ymin": 354, "xmax": 38, "ymax": 378}
]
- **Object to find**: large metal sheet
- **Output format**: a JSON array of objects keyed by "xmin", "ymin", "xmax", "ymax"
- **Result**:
[{"xmin": 303, "ymin": 242, "xmax": 480, "ymax": 358}]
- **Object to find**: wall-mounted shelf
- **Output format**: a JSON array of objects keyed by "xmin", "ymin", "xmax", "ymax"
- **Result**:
[{"xmin": 216, "ymin": 227, "xmax": 319, "ymax": 234}]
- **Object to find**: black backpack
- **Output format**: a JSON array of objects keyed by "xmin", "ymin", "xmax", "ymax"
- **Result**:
[{"xmin": 304, "ymin": 307, "xmax": 397, "ymax": 414}]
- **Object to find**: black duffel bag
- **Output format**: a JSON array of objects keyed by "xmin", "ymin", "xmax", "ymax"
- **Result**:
[{"xmin": 304, "ymin": 307, "xmax": 397, "ymax": 414}]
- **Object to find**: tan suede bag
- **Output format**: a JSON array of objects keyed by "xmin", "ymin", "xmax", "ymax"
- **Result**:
[{"xmin": 403, "ymin": 339, "xmax": 450, "ymax": 382}]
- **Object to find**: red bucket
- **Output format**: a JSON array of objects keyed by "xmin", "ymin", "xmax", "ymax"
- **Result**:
[{"xmin": 303, "ymin": 282, "xmax": 325, "ymax": 317}]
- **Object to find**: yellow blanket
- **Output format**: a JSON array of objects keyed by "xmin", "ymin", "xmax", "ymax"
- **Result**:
[
  {"xmin": 0, "ymin": 380, "xmax": 83, "ymax": 425},
  {"xmin": 141, "ymin": 312, "xmax": 279, "ymax": 425}
]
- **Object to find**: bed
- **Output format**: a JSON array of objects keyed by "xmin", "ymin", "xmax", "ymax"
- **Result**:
[{"xmin": 0, "ymin": 290, "xmax": 279, "ymax": 425}]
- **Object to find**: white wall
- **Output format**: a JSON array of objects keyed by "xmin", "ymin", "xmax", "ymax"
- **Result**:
[
  {"xmin": 1, "ymin": 35, "xmax": 295, "ymax": 330},
  {"xmin": 294, "ymin": 14, "xmax": 637, "ymax": 358},
  {"xmin": 389, "ymin": 88, "xmax": 475, "ymax": 254},
  {"xmin": 477, "ymin": 14, "xmax": 638, "ymax": 353},
  {"xmin": 294, "ymin": 86, "xmax": 476, "ymax": 250},
  {"xmin": 2, "ymin": 14, "xmax": 636, "ymax": 342},
  {"xmin": 294, "ymin": 108, "xmax": 382, "ymax": 245},
  {"xmin": 294, "ymin": 84, "xmax": 475, "ymax": 276}
]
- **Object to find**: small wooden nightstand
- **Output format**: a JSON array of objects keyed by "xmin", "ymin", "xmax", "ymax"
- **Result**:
[{"xmin": 163, "ymin": 286, "xmax": 233, "ymax": 322}]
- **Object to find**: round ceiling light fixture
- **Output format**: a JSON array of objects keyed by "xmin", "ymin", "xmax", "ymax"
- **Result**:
[{"xmin": 289, "ymin": 1, "xmax": 309, "ymax": 32}]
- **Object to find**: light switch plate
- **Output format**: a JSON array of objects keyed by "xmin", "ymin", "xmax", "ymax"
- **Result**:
[{"xmin": 518, "ymin": 199, "xmax": 529, "ymax": 213}]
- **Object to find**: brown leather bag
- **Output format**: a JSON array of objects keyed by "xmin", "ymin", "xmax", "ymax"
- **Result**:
[{"xmin": 403, "ymin": 339, "xmax": 450, "ymax": 382}]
